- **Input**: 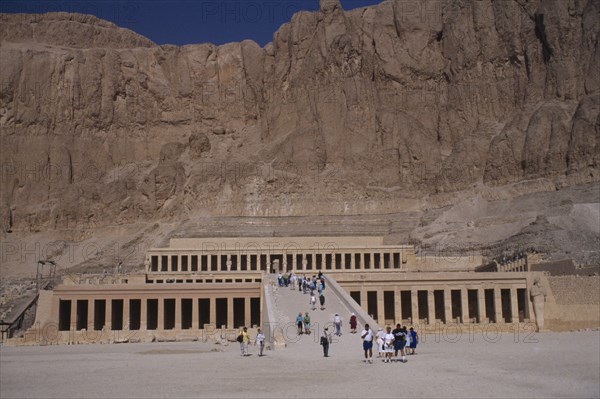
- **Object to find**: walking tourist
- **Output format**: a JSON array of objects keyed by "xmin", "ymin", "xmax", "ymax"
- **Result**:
[
  {"xmin": 361, "ymin": 324, "xmax": 374, "ymax": 363},
  {"xmin": 393, "ymin": 325, "xmax": 407, "ymax": 363},
  {"xmin": 319, "ymin": 293, "xmax": 325, "ymax": 310},
  {"xmin": 349, "ymin": 312, "xmax": 357, "ymax": 333},
  {"xmin": 334, "ymin": 313, "xmax": 342, "ymax": 336},
  {"xmin": 409, "ymin": 327, "xmax": 418, "ymax": 355},
  {"xmin": 376, "ymin": 327, "xmax": 385, "ymax": 358},
  {"xmin": 296, "ymin": 312, "xmax": 304, "ymax": 335},
  {"xmin": 303, "ymin": 312, "xmax": 311, "ymax": 335},
  {"xmin": 238, "ymin": 326, "xmax": 250, "ymax": 356},
  {"xmin": 255, "ymin": 328, "xmax": 265, "ymax": 356},
  {"xmin": 383, "ymin": 326, "xmax": 395, "ymax": 363},
  {"xmin": 320, "ymin": 327, "xmax": 332, "ymax": 357}
]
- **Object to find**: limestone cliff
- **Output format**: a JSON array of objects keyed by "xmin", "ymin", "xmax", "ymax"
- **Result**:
[{"xmin": 1, "ymin": 0, "xmax": 599, "ymax": 274}]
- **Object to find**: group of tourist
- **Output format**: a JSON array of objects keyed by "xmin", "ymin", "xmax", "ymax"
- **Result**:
[
  {"xmin": 361, "ymin": 323, "xmax": 418, "ymax": 364},
  {"xmin": 290, "ymin": 271, "xmax": 327, "ymax": 309},
  {"xmin": 237, "ymin": 326, "xmax": 266, "ymax": 357},
  {"xmin": 241, "ymin": 270, "xmax": 420, "ymax": 362},
  {"xmin": 296, "ymin": 311, "xmax": 312, "ymax": 335}
]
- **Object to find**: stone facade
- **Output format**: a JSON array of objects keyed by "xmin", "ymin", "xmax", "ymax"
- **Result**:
[{"xmin": 5, "ymin": 236, "xmax": 595, "ymax": 346}]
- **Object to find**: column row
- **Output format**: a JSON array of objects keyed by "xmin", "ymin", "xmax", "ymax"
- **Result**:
[
  {"xmin": 149, "ymin": 251, "xmax": 407, "ymax": 273},
  {"xmin": 58, "ymin": 296, "xmax": 261, "ymax": 332},
  {"xmin": 350, "ymin": 286, "xmax": 529, "ymax": 326}
]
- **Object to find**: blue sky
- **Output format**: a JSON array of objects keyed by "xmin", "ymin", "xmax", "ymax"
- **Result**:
[{"xmin": 1, "ymin": 0, "xmax": 383, "ymax": 46}]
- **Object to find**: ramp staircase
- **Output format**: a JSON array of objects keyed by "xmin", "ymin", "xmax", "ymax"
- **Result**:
[{"xmin": 262, "ymin": 274, "xmax": 380, "ymax": 358}]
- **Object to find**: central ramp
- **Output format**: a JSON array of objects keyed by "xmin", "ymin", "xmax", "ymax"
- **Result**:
[{"xmin": 264, "ymin": 274, "xmax": 380, "ymax": 359}]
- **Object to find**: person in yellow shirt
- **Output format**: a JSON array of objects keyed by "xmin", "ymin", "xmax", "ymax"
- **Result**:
[{"xmin": 238, "ymin": 326, "xmax": 250, "ymax": 356}]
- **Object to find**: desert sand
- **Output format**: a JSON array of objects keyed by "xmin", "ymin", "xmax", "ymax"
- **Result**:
[{"xmin": 1, "ymin": 330, "xmax": 598, "ymax": 399}]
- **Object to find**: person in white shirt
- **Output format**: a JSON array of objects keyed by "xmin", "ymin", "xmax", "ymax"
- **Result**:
[
  {"xmin": 255, "ymin": 328, "xmax": 265, "ymax": 357},
  {"xmin": 333, "ymin": 313, "xmax": 342, "ymax": 336},
  {"xmin": 360, "ymin": 324, "xmax": 374, "ymax": 364},
  {"xmin": 383, "ymin": 326, "xmax": 395, "ymax": 363},
  {"xmin": 376, "ymin": 328, "xmax": 385, "ymax": 358}
]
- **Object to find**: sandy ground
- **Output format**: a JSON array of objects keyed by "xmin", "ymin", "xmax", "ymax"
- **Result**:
[{"xmin": 1, "ymin": 329, "xmax": 598, "ymax": 399}]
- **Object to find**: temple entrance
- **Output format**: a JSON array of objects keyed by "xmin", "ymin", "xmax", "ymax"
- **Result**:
[{"xmin": 271, "ymin": 255, "xmax": 283, "ymax": 273}]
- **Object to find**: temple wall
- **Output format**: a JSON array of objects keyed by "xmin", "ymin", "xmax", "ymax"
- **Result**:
[
  {"xmin": 414, "ymin": 255, "xmax": 483, "ymax": 272},
  {"xmin": 543, "ymin": 276, "xmax": 600, "ymax": 330}
]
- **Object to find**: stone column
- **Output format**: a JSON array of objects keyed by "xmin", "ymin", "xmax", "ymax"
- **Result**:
[
  {"xmin": 360, "ymin": 253, "xmax": 365, "ymax": 270},
  {"xmin": 427, "ymin": 290, "xmax": 435, "ymax": 325},
  {"xmin": 70, "ymin": 299, "xmax": 77, "ymax": 330},
  {"xmin": 477, "ymin": 288, "xmax": 486, "ymax": 323},
  {"xmin": 227, "ymin": 297, "xmax": 234, "ymax": 329},
  {"xmin": 87, "ymin": 299, "xmax": 94, "ymax": 330},
  {"xmin": 461, "ymin": 288, "xmax": 469, "ymax": 324},
  {"xmin": 192, "ymin": 298, "xmax": 199, "ymax": 329},
  {"xmin": 123, "ymin": 299, "xmax": 130, "ymax": 330},
  {"xmin": 394, "ymin": 288, "xmax": 402, "ymax": 325},
  {"xmin": 244, "ymin": 297, "xmax": 251, "ymax": 327},
  {"xmin": 175, "ymin": 298, "xmax": 181, "ymax": 330},
  {"xmin": 443, "ymin": 289, "xmax": 452, "ymax": 324},
  {"xmin": 217, "ymin": 255, "xmax": 222, "ymax": 272},
  {"xmin": 106, "ymin": 299, "xmax": 112, "ymax": 330},
  {"xmin": 369, "ymin": 252, "xmax": 375, "ymax": 269},
  {"xmin": 168, "ymin": 255, "xmax": 172, "ymax": 272},
  {"xmin": 351, "ymin": 253, "xmax": 356, "ymax": 270},
  {"xmin": 140, "ymin": 299, "xmax": 147, "ymax": 330},
  {"xmin": 376, "ymin": 289, "xmax": 385, "ymax": 325},
  {"xmin": 209, "ymin": 297, "xmax": 216, "ymax": 326},
  {"xmin": 411, "ymin": 290, "xmax": 419, "ymax": 324},
  {"xmin": 360, "ymin": 288, "xmax": 368, "ymax": 313},
  {"xmin": 207, "ymin": 255, "xmax": 212, "ymax": 271},
  {"xmin": 157, "ymin": 298, "xmax": 164, "ymax": 330},
  {"xmin": 510, "ymin": 287, "xmax": 519, "ymax": 323},
  {"xmin": 494, "ymin": 288, "xmax": 503, "ymax": 323},
  {"xmin": 292, "ymin": 254, "xmax": 297, "ymax": 272}
]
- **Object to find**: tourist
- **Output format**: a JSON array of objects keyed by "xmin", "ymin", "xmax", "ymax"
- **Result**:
[
  {"xmin": 310, "ymin": 293, "xmax": 317, "ymax": 310},
  {"xmin": 302, "ymin": 278, "xmax": 307, "ymax": 294},
  {"xmin": 361, "ymin": 323, "xmax": 374, "ymax": 363},
  {"xmin": 320, "ymin": 327, "xmax": 332, "ymax": 357},
  {"xmin": 303, "ymin": 312, "xmax": 311, "ymax": 335},
  {"xmin": 404, "ymin": 325, "xmax": 411, "ymax": 351},
  {"xmin": 334, "ymin": 313, "xmax": 342, "ymax": 336},
  {"xmin": 290, "ymin": 273, "xmax": 296, "ymax": 290},
  {"xmin": 396, "ymin": 326, "xmax": 408, "ymax": 363},
  {"xmin": 255, "ymin": 328, "xmax": 265, "ymax": 357},
  {"xmin": 376, "ymin": 327, "xmax": 385, "ymax": 358},
  {"xmin": 296, "ymin": 312, "xmax": 304, "ymax": 335},
  {"xmin": 317, "ymin": 281, "xmax": 323, "ymax": 295},
  {"xmin": 239, "ymin": 326, "xmax": 250, "ymax": 356},
  {"xmin": 277, "ymin": 272, "xmax": 283, "ymax": 287},
  {"xmin": 383, "ymin": 326, "xmax": 395, "ymax": 363},
  {"xmin": 298, "ymin": 275, "xmax": 302, "ymax": 291},
  {"xmin": 283, "ymin": 272, "xmax": 289, "ymax": 287},
  {"xmin": 392, "ymin": 323, "xmax": 404, "ymax": 362},
  {"xmin": 409, "ymin": 327, "xmax": 418, "ymax": 355},
  {"xmin": 349, "ymin": 312, "xmax": 357, "ymax": 334},
  {"xmin": 319, "ymin": 293, "xmax": 325, "ymax": 310}
]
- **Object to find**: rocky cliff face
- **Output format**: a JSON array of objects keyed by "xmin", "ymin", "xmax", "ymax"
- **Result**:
[{"xmin": 1, "ymin": 0, "xmax": 598, "ymax": 273}]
